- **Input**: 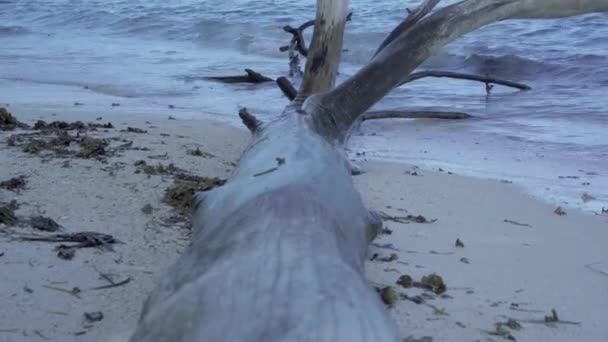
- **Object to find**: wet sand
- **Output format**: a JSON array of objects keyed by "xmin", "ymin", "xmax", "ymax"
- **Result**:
[{"xmin": 1, "ymin": 108, "xmax": 607, "ymax": 342}]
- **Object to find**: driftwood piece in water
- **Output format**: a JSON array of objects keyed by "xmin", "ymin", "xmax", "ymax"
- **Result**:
[
  {"xmin": 204, "ymin": 69, "xmax": 273, "ymax": 84},
  {"xmin": 362, "ymin": 110, "xmax": 472, "ymax": 121},
  {"xmin": 400, "ymin": 70, "xmax": 531, "ymax": 90},
  {"xmin": 132, "ymin": 1, "xmax": 608, "ymax": 341}
]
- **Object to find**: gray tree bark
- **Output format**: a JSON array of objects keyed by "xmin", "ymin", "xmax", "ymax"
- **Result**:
[{"xmin": 131, "ymin": 1, "xmax": 607, "ymax": 341}]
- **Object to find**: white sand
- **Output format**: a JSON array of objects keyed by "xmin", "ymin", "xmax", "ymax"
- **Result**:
[{"xmin": 1, "ymin": 109, "xmax": 607, "ymax": 341}]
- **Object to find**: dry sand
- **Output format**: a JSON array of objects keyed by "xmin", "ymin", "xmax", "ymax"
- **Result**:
[{"xmin": 1, "ymin": 109, "xmax": 607, "ymax": 342}]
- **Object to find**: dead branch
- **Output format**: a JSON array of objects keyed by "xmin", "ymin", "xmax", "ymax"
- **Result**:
[
  {"xmin": 90, "ymin": 277, "xmax": 132, "ymax": 291},
  {"xmin": 362, "ymin": 110, "xmax": 472, "ymax": 121},
  {"xmin": 204, "ymin": 69, "xmax": 273, "ymax": 84},
  {"xmin": 238, "ymin": 108, "xmax": 262, "ymax": 133},
  {"xmin": 400, "ymin": 70, "xmax": 531, "ymax": 90},
  {"xmin": 298, "ymin": 1, "xmax": 350, "ymax": 100},
  {"xmin": 276, "ymin": 77, "xmax": 298, "ymax": 100},
  {"xmin": 374, "ymin": 0, "xmax": 441, "ymax": 56}
]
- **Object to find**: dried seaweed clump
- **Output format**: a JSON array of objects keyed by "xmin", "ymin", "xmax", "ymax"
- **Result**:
[
  {"xmin": 163, "ymin": 176, "xmax": 225, "ymax": 212},
  {"xmin": 0, "ymin": 107, "xmax": 29, "ymax": 130},
  {"xmin": 0, "ymin": 176, "xmax": 27, "ymax": 193}
]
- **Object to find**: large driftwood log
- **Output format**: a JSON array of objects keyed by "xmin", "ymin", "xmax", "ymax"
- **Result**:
[{"xmin": 132, "ymin": 1, "xmax": 607, "ymax": 341}]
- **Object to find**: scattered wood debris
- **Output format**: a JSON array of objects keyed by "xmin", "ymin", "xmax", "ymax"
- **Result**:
[
  {"xmin": 503, "ymin": 219, "xmax": 532, "ymax": 228},
  {"xmin": 84, "ymin": 311, "xmax": 104, "ymax": 323},
  {"xmin": 42, "ymin": 285, "xmax": 82, "ymax": 299},
  {"xmin": 30, "ymin": 216, "xmax": 61, "ymax": 232},
  {"xmin": 0, "ymin": 175, "xmax": 27, "ymax": 193},
  {"xmin": 371, "ymin": 253, "xmax": 398, "ymax": 262},
  {"xmin": 554, "ymin": 206, "xmax": 566, "ymax": 216},
  {"xmin": 0, "ymin": 200, "xmax": 19, "ymax": 226},
  {"xmin": 455, "ymin": 238, "xmax": 464, "ymax": 248},
  {"xmin": 485, "ymin": 318, "xmax": 521, "ymax": 341},
  {"xmin": 544, "ymin": 309, "xmax": 559, "ymax": 323},
  {"xmin": 380, "ymin": 211, "xmax": 437, "ymax": 224},
  {"xmin": 126, "ymin": 127, "xmax": 147, "ymax": 134},
  {"xmin": 9, "ymin": 231, "xmax": 119, "ymax": 259},
  {"xmin": 187, "ymin": 147, "xmax": 214, "ymax": 158}
]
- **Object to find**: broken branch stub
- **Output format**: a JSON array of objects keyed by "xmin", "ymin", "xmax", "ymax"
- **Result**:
[{"xmin": 298, "ymin": 0, "xmax": 349, "ymax": 100}]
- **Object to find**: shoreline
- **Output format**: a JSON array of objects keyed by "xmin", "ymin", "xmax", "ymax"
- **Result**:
[
  {"xmin": 3, "ymin": 78, "xmax": 605, "ymax": 215},
  {"xmin": 1, "ymin": 108, "xmax": 607, "ymax": 341}
]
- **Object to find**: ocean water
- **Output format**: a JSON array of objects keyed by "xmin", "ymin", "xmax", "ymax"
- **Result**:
[{"xmin": 1, "ymin": 0, "xmax": 607, "ymax": 211}]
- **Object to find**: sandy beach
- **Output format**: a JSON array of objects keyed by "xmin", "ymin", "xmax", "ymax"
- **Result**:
[{"xmin": 1, "ymin": 107, "xmax": 607, "ymax": 342}]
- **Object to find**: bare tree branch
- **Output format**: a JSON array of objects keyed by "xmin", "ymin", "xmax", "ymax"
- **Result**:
[
  {"xmin": 401, "ymin": 70, "xmax": 531, "ymax": 90},
  {"xmin": 308, "ymin": 0, "xmax": 608, "ymax": 142},
  {"xmin": 297, "ymin": 0, "xmax": 350, "ymax": 101},
  {"xmin": 374, "ymin": 0, "xmax": 441, "ymax": 57},
  {"xmin": 362, "ymin": 110, "xmax": 472, "ymax": 121}
]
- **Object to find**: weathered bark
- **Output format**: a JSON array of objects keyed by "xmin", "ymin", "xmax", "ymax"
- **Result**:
[
  {"xmin": 132, "ymin": 1, "xmax": 607, "ymax": 341},
  {"xmin": 298, "ymin": 0, "xmax": 349, "ymax": 101},
  {"xmin": 131, "ymin": 109, "xmax": 398, "ymax": 341}
]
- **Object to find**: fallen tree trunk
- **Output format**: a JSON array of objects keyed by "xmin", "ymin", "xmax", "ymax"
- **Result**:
[{"xmin": 132, "ymin": 1, "xmax": 607, "ymax": 341}]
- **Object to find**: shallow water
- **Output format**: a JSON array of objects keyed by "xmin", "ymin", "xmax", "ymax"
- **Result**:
[{"xmin": 1, "ymin": 0, "xmax": 607, "ymax": 211}]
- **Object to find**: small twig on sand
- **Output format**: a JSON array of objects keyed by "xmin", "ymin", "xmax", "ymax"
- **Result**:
[
  {"xmin": 520, "ymin": 319, "xmax": 581, "ymax": 326},
  {"xmin": 42, "ymin": 285, "xmax": 82, "ymax": 299},
  {"xmin": 585, "ymin": 262, "xmax": 608, "ymax": 277},
  {"xmin": 89, "ymin": 277, "xmax": 131, "ymax": 291},
  {"xmin": 503, "ymin": 219, "xmax": 532, "ymax": 228}
]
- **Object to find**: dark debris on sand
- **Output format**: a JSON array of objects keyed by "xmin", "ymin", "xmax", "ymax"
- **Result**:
[
  {"xmin": 7, "ymin": 120, "xmax": 110, "ymax": 160},
  {"xmin": 0, "ymin": 200, "xmax": 19, "ymax": 226},
  {"xmin": 0, "ymin": 175, "xmax": 27, "ymax": 193},
  {"xmin": 0, "ymin": 107, "xmax": 30, "ymax": 131}
]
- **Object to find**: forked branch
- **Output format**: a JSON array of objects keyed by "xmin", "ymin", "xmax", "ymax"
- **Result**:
[{"xmin": 309, "ymin": 0, "xmax": 608, "ymax": 141}]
